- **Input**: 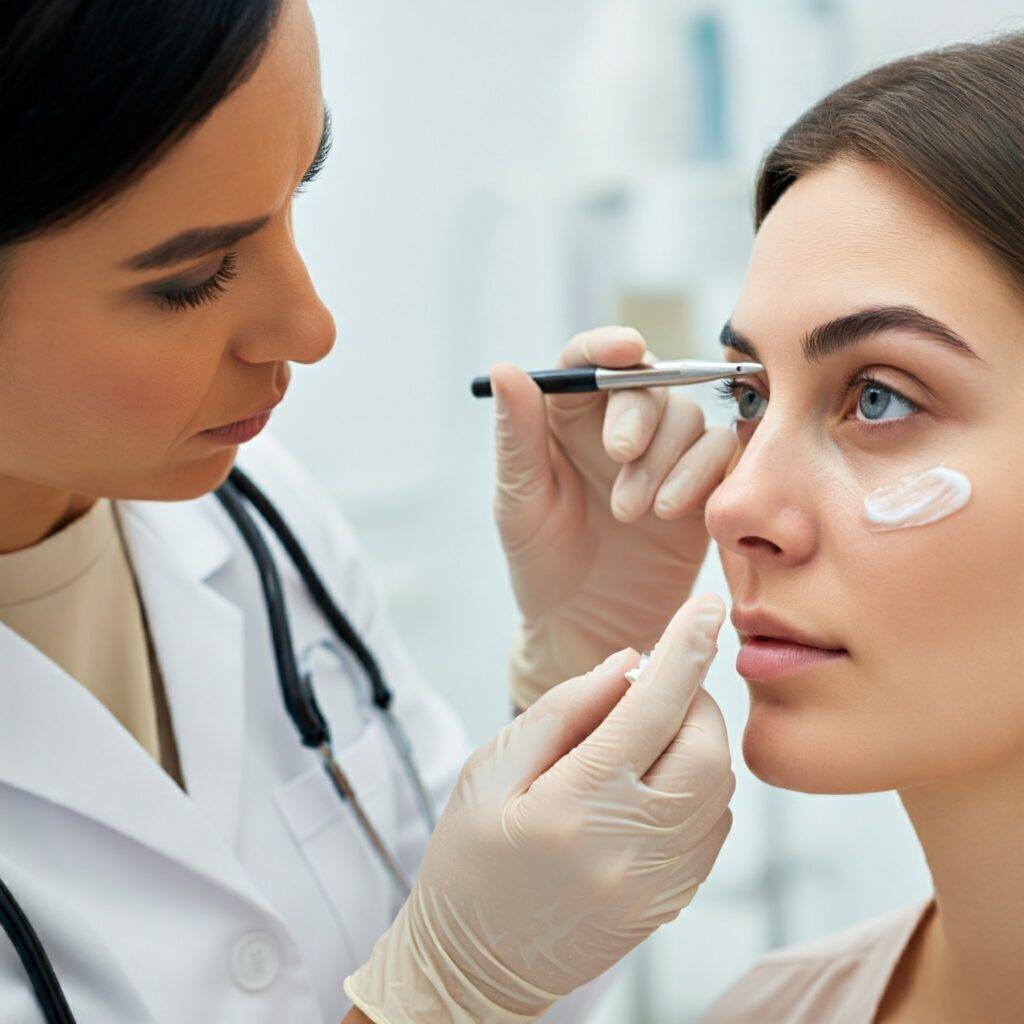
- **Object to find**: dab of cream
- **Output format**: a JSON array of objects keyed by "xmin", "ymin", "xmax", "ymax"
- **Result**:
[{"xmin": 862, "ymin": 466, "xmax": 971, "ymax": 532}]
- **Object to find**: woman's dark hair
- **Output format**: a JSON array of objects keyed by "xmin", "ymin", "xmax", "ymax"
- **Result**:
[
  {"xmin": 755, "ymin": 32, "xmax": 1024, "ymax": 287},
  {"xmin": 0, "ymin": 0, "xmax": 282, "ymax": 248}
]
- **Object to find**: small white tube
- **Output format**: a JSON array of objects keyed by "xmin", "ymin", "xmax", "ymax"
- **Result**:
[{"xmin": 625, "ymin": 652, "xmax": 652, "ymax": 685}]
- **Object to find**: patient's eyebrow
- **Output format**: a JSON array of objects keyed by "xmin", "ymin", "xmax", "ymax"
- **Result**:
[
  {"xmin": 802, "ymin": 305, "xmax": 979, "ymax": 361},
  {"xmin": 719, "ymin": 322, "xmax": 759, "ymax": 360},
  {"xmin": 720, "ymin": 305, "xmax": 980, "ymax": 363}
]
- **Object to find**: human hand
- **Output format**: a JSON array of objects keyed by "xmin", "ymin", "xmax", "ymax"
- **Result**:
[
  {"xmin": 344, "ymin": 594, "xmax": 733, "ymax": 1023},
  {"xmin": 491, "ymin": 326, "xmax": 737, "ymax": 709}
]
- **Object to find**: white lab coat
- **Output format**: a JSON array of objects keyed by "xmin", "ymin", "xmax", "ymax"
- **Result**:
[{"xmin": 0, "ymin": 436, "xmax": 609, "ymax": 1023}]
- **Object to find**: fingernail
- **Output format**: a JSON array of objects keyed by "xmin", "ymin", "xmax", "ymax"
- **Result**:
[
  {"xmin": 691, "ymin": 596, "xmax": 726, "ymax": 643},
  {"xmin": 611, "ymin": 407, "xmax": 643, "ymax": 454},
  {"xmin": 493, "ymin": 387, "xmax": 506, "ymax": 417},
  {"xmin": 654, "ymin": 470, "xmax": 693, "ymax": 516},
  {"xmin": 613, "ymin": 466, "xmax": 650, "ymax": 519}
]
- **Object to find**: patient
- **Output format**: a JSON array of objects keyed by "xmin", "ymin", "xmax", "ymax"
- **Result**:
[{"xmin": 701, "ymin": 33, "xmax": 1024, "ymax": 1024}]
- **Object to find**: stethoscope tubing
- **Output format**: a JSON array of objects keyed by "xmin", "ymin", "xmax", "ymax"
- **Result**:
[
  {"xmin": 217, "ymin": 468, "xmax": 436, "ymax": 881},
  {"xmin": 224, "ymin": 469, "xmax": 437, "ymax": 833},
  {"xmin": 0, "ymin": 876, "xmax": 75, "ymax": 1024}
]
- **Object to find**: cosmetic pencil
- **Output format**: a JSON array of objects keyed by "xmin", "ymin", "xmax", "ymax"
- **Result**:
[{"xmin": 471, "ymin": 359, "xmax": 764, "ymax": 398}]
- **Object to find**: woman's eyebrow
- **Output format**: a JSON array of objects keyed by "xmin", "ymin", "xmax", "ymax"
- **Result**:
[
  {"xmin": 122, "ymin": 104, "xmax": 332, "ymax": 272},
  {"xmin": 122, "ymin": 215, "xmax": 271, "ymax": 271},
  {"xmin": 720, "ymin": 305, "xmax": 981, "ymax": 362}
]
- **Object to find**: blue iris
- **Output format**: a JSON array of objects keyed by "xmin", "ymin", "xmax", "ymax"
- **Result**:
[
  {"xmin": 736, "ymin": 387, "xmax": 767, "ymax": 420},
  {"xmin": 857, "ymin": 383, "xmax": 915, "ymax": 422}
]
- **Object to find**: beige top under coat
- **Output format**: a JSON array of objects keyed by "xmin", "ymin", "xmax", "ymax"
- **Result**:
[
  {"xmin": 0, "ymin": 499, "xmax": 181, "ymax": 779},
  {"xmin": 703, "ymin": 901, "xmax": 932, "ymax": 1023}
]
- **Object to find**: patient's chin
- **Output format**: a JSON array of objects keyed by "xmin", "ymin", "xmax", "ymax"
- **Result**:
[{"xmin": 741, "ymin": 702, "xmax": 891, "ymax": 796}]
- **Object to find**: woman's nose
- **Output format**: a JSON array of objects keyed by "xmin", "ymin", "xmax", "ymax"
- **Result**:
[
  {"xmin": 232, "ymin": 236, "xmax": 336, "ymax": 367},
  {"xmin": 705, "ymin": 421, "xmax": 819, "ymax": 568}
]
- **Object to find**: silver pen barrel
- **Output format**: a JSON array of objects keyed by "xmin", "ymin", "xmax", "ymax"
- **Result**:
[{"xmin": 595, "ymin": 360, "xmax": 763, "ymax": 390}]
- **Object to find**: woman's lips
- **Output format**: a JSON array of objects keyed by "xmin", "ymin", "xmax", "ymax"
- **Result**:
[
  {"xmin": 731, "ymin": 606, "xmax": 848, "ymax": 681},
  {"xmin": 199, "ymin": 409, "xmax": 273, "ymax": 445},
  {"xmin": 736, "ymin": 637, "xmax": 847, "ymax": 681}
]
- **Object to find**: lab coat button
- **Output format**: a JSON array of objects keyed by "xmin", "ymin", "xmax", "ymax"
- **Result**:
[{"xmin": 231, "ymin": 931, "xmax": 281, "ymax": 991}]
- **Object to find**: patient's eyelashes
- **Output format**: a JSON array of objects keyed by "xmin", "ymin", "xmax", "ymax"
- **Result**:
[
  {"xmin": 716, "ymin": 372, "xmax": 921, "ymax": 435},
  {"xmin": 716, "ymin": 380, "xmax": 766, "ymax": 422},
  {"xmin": 849, "ymin": 377, "xmax": 918, "ymax": 423}
]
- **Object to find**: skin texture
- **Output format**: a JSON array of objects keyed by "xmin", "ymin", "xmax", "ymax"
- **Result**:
[
  {"xmin": 706, "ymin": 160, "xmax": 1024, "ymax": 1022},
  {"xmin": 0, "ymin": 0, "xmax": 335, "ymax": 553}
]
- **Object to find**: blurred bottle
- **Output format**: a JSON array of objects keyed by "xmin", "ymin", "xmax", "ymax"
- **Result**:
[{"xmin": 560, "ymin": 0, "xmax": 693, "ymax": 173}]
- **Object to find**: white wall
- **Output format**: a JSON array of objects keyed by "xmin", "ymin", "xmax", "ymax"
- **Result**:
[{"xmin": 277, "ymin": 3, "xmax": 1022, "ymax": 1020}]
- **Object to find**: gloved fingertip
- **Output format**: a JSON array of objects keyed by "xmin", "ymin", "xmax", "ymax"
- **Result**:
[
  {"xmin": 688, "ymin": 594, "xmax": 727, "ymax": 643},
  {"xmin": 598, "ymin": 647, "xmax": 637, "ymax": 672}
]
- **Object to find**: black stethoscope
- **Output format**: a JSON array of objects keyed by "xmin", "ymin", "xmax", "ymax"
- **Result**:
[{"xmin": 0, "ymin": 466, "xmax": 435, "ymax": 1024}]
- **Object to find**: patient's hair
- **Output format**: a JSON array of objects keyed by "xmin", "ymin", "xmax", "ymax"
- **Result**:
[
  {"xmin": 755, "ymin": 32, "xmax": 1024, "ymax": 288},
  {"xmin": 0, "ymin": 0, "xmax": 282, "ymax": 249}
]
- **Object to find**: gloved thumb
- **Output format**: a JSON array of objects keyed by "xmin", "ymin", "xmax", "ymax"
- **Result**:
[
  {"xmin": 571, "ymin": 594, "xmax": 725, "ymax": 780},
  {"xmin": 496, "ymin": 648, "xmax": 639, "ymax": 795},
  {"xmin": 490, "ymin": 362, "xmax": 558, "ymax": 553}
]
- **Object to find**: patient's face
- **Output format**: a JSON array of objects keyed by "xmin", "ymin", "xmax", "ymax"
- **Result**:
[{"xmin": 705, "ymin": 160, "xmax": 1024, "ymax": 794}]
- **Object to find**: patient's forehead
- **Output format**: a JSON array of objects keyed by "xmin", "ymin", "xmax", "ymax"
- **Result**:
[{"xmin": 732, "ymin": 161, "xmax": 1024, "ymax": 358}]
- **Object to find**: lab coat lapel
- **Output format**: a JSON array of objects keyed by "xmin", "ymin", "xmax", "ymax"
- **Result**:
[
  {"xmin": 0, "ymin": 623, "xmax": 260, "ymax": 908},
  {"xmin": 117, "ymin": 498, "xmax": 246, "ymax": 849}
]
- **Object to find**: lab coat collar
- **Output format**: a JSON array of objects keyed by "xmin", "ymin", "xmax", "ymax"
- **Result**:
[
  {"xmin": 0, "ymin": 623, "xmax": 264, "ymax": 912},
  {"xmin": 116, "ymin": 495, "xmax": 246, "ymax": 849},
  {"xmin": 119, "ymin": 494, "xmax": 232, "ymax": 583},
  {"xmin": 0, "ymin": 491, "xmax": 273, "ymax": 909}
]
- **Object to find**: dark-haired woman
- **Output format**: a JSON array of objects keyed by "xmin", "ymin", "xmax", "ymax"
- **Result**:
[
  {"xmin": 0, "ymin": 2, "xmax": 740, "ymax": 1022},
  {"xmin": 681, "ymin": 32, "xmax": 1024, "ymax": 1024}
]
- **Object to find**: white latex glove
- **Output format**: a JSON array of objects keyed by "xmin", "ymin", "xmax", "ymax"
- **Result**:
[
  {"xmin": 491, "ymin": 326, "xmax": 738, "ymax": 710},
  {"xmin": 344, "ymin": 594, "xmax": 733, "ymax": 1023}
]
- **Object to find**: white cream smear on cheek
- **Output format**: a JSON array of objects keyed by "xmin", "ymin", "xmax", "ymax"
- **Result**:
[{"xmin": 862, "ymin": 465, "xmax": 972, "ymax": 532}]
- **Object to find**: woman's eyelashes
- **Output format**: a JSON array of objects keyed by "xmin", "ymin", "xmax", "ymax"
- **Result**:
[
  {"xmin": 150, "ymin": 251, "xmax": 238, "ymax": 312},
  {"xmin": 715, "ymin": 373, "xmax": 921, "ymax": 433},
  {"xmin": 716, "ymin": 379, "xmax": 766, "ymax": 422},
  {"xmin": 846, "ymin": 374, "xmax": 919, "ymax": 423}
]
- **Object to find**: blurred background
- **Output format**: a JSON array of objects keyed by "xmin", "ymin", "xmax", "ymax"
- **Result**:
[{"xmin": 279, "ymin": 2, "xmax": 1022, "ymax": 1020}]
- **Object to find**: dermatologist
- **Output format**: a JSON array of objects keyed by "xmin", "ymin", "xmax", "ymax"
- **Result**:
[{"xmin": 0, "ymin": 3, "xmax": 739, "ymax": 1023}]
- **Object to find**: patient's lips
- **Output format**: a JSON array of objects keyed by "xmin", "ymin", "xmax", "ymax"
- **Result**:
[
  {"xmin": 862, "ymin": 465, "xmax": 971, "ymax": 532},
  {"xmin": 732, "ymin": 608, "xmax": 847, "ymax": 682}
]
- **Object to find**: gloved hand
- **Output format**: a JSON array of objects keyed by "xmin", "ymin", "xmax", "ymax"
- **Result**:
[
  {"xmin": 344, "ymin": 594, "xmax": 733, "ymax": 1024},
  {"xmin": 490, "ymin": 326, "xmax": 738, "ymax": 710}
]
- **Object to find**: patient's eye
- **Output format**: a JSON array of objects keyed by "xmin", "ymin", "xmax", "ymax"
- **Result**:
[
  {"xmin": 853, "ymin": 380, "xmax": 918, "ymax": 422},
  {"xmin": 717, "ymin": 380, "xmax": 767, "ymax": 422}
]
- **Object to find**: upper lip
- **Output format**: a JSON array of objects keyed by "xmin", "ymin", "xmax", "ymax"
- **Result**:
[
  {"xmin": 731, "ymin": 606, "xmax": 846, "ymax": 651},
  {"xmin": 206, "ymin": 395, "xmax": 284, "ymax": 432}
]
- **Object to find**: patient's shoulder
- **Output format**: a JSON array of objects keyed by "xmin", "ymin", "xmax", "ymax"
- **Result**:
[{"xmin": 701, "ymin": 902, "xmax": 931, "ymax": 1024}]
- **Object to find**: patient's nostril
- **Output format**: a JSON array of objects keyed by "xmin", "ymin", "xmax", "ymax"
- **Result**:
[{"xmin": 738, "ymin": 535, "xmax": 783, "ymax": 555}]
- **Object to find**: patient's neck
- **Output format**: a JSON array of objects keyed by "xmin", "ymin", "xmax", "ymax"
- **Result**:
[
  {"xmin": 0, "ymin": 473, "xmax": 95, "ymax": 553},
  {"xmin": 899, "ymin": 746, "xmax": 1024, "ymax": 1022}
]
